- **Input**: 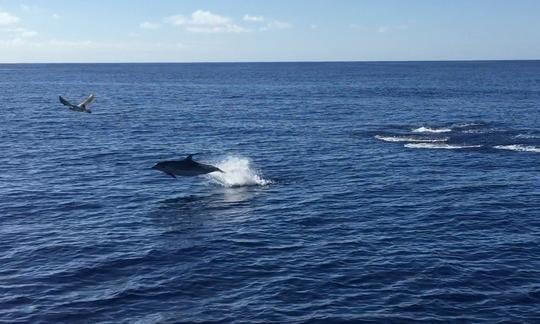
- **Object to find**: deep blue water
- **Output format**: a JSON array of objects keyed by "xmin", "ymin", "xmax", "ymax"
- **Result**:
[{"xmin": 1, "ymin": 61, "xmax": 540, "ymax": 323}]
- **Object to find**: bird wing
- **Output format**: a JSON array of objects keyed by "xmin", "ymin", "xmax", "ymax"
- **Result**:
[
  {"xmin": 59, "ymin": 96, "xmax": 74, "ymax": 106},
  {"xmin": 78, "ymin": 94, "xmax": 95, "ymax": 108}
]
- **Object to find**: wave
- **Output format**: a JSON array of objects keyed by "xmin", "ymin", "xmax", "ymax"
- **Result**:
[
  {"xmin": 412, "ymin": 126, "xmax": 452, "ymax": 133},
  {"xmin": 494, "ymin": 145, "xmax": 540, "ymax": 153},
  {"xmin": 207, "ymin": 156, "xmax": 271, "ymax": 187},
  {"xmin": 514, "ymin": 134, "xmax": 540, "ymax": 139},
  {"xmin": 375, "ymin": 135, "xmax": 448, "ymax": 143},
  {"xmin": 452, "ymin": 122, "xmax": 483, "ymax": 128},
  {"xmin": 405, "ymin": 143, "xmax": 482, "ymax": 150},
  {"xmin": 462, "ymin": 129, "xmax": 490, "ymax": 134}
]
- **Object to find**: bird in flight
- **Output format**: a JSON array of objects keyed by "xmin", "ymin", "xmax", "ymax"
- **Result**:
[{"xmin": 59, "ymin": 94, "xmax": 95, "ymax": 113}]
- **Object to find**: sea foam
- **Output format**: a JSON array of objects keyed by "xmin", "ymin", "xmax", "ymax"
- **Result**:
[
  {"xmin": 412, "ymin": 126, "xmax": 452, "ymax": 133},
  {"xmin": 494, "ymin": 144, "xmax": 540, "ymax": 153},
  {"xmin": 207, "ymin": 156, "xmax": 271, "ymax": 187},
  {"xmin": 514, "ymin": 134, "xmax": 540, "ymax": 139},
  {"xmin": 405, "ymin": 143, "xmax": 482, "ymax": 150},
  {"xmin": 375, "ymin": 135, "xmax": 448, "ymax": 143}
]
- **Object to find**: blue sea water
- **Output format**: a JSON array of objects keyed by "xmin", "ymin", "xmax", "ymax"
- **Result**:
[{"xmin": 1, "ymin": 61, "xmax": 540, "ymax": 323}]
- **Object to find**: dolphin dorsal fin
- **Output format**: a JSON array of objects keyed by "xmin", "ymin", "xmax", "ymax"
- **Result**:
[{"xmin": 186, "ymin": 154, "xmax": 194, "ymax": 161}]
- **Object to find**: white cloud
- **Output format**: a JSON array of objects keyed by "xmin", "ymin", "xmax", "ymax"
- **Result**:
[
  {"xmin": 1, "ymin": 26, "xmax": 38, "ymax": 38},
  {"xmin": 140, "ymin": 21, "xmax": 160, "ymax": 30},
  {"xmin": 0, "ymin": 38, "xmax": 94, "ymax": 49},
  {"xmin": 48, "ymin": 39, "xmax": 95, "ymax": 48},
  {"xmin": 243, "ymin": 14, "xmax": 264, "ymax": 22},
  {"xmin": 260, "ymin": 20, "xmax": 292, "ymax": 31},
  {"xmin": 20, "ymin": 29, "xmax": 38, "ymax": 38},
  {"xmin": 268, "ymin": 20, "xmax": 292, "ymax": 29},
  {"xmin": 166, "ymin": 10, "xmax": 248, "ymax": 33},
  {"xmin": 0, "ymin": 10, "xmax": 20, "ymax": 26},
  {"xmin": 0, "ymin": 37, "xmax": 25, "ymax": 47}
]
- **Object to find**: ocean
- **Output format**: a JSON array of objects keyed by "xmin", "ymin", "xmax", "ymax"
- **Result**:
[{"xmin": 1, "ymin": 61, "xmax": 540, "ymax": 323}]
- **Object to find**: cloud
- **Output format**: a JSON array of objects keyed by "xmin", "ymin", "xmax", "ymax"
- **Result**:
[
  {"xmin": 20, "ymin": 29, "xmax": 38, "ymax": 38},
  {"xmin": 166, "ymin": 10, "xmax": 248, "ymax": 33},
  {"xmin": 48, "ymin": 39, "xmax": 95, "ymax": 48},
  {"xmin": 0, "ymin": 38, "xmax": 94, "ymax": 49},
  {"xmin": 260, "ymin": 20, "xmax": 292, "ymax": 31},
  {"xmin": 140, "ymin": 21, "xmax": 160, "ymax": 30},
  {"xmin": 52, "ymin": 13, "xmax": 60, "ymax": 20},
  {"xmin": 19, "ymin": 4, "xmax": 36, "ymax": 12},
  {"xmin": 243, "ymin": 14, "xmax": 264, "ymax": 22},
  {"xmin": 0, "ymin": 9, "xmax": 39, "ymax": 43},
  {"xmin": 0, "ymin": 10, "xmax": 20, "ymax": 26},
  {"xmin": 268, "ymin": 20, "xmax": 292, "ymax": 29},
  {"xmin": 1, "ymin": 27, "xmax": 38, "ymax": 38}
]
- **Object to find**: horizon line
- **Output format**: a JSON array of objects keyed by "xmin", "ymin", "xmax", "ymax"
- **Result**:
[{"xmin": 1, "ymin": 59, "xmax": 539, "ymax": 65}]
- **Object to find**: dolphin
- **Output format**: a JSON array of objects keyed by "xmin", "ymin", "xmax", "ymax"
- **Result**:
[
  {"xmin": 59, "ymin": 94, "xmax": 95, "ymax": 113},
  {"xmin": 152, "ymin": 154, "xmax": 224, "ymax": 178}
]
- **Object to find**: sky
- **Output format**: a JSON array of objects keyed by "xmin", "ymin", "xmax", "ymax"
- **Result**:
[{"xmin": 0, "ymin": 0, "xmax": 539, "ymax": 63}]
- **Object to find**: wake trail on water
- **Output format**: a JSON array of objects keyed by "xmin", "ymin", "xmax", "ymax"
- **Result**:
[
  {"xmin": 207, "ymin": 156, "xmax": 272, "ymax": 188},
  {"xmin": 375, "ymin": 135, "xmax": 448, "ymax": 143},
  {"xmin": 405, "ymin": 143, "xmax": 482, "ymax": 150},
  {"xmin": 494, "ymin": 144, "xmax": 540, "ymax": 153},
  {"xmin": 412, "ymin": 126, "xmax": 452, "ymax": 133},
  {"xmin": 376, "ymin": 122, "xmax": 540, "ymax": 154}
]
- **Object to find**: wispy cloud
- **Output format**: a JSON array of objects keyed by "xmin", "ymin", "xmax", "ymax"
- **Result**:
[
  {"xmin": 260, "ymin": 20, "xmax": 292, "ymax": 31},
  {"xmin": 19, "ymin": 4, "xmax": 36, "ymax": 12},
  {"xmin": 0, "ymin": 11, "xmax": 38, "ymax": 39},
  {"xmin": 167, "ymin": 10, "xmax": 248, "ymax": 33},
  {"xmin": 243, "ymin": 14, "xmax": 264, "ymax": 22},
  {"xmin": 0, "ymin": 10, "xmax": 20, "ymax": 26},
  {"xmin": 0, "ymin": 38, "xmax": 94, "ymax": 49},
  {"xmin": 140, "ymin": 21, "xmax": 160, "ymax": 30},
  {"xmin": 48, "ymin": 39, "xmax": 95, "ymax": 48},
  {"xmin": 5, "ymin": 27, "xmax": 38, "ymax": 38},
  {"xmin": 269, "ymin": 20, "xmax": 291, "ymax": 29}
]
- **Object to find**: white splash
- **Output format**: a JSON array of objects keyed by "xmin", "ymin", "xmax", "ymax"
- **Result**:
[
  {"xmin": 405, "ymin": 143, "xmax": 482, "ymax": 149},
  {"xmin": 412, "ymin": 126, "xmax": 452, "ymax": 133},
  {"xmin": 375, "ymin": 135, "xmax": 448, "ymax": 143},
  {"xmin": 494, "ymin": 144, "xmax": 540, "ymax": 153},
  {"xmin": 207, "ymin": 156, "xmax": 271, "ymax": 187}
]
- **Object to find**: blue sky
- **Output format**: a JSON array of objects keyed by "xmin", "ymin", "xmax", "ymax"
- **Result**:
[{"xmin": 1, "ymin": 0, "xmax": 539, "ymax": 62}]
